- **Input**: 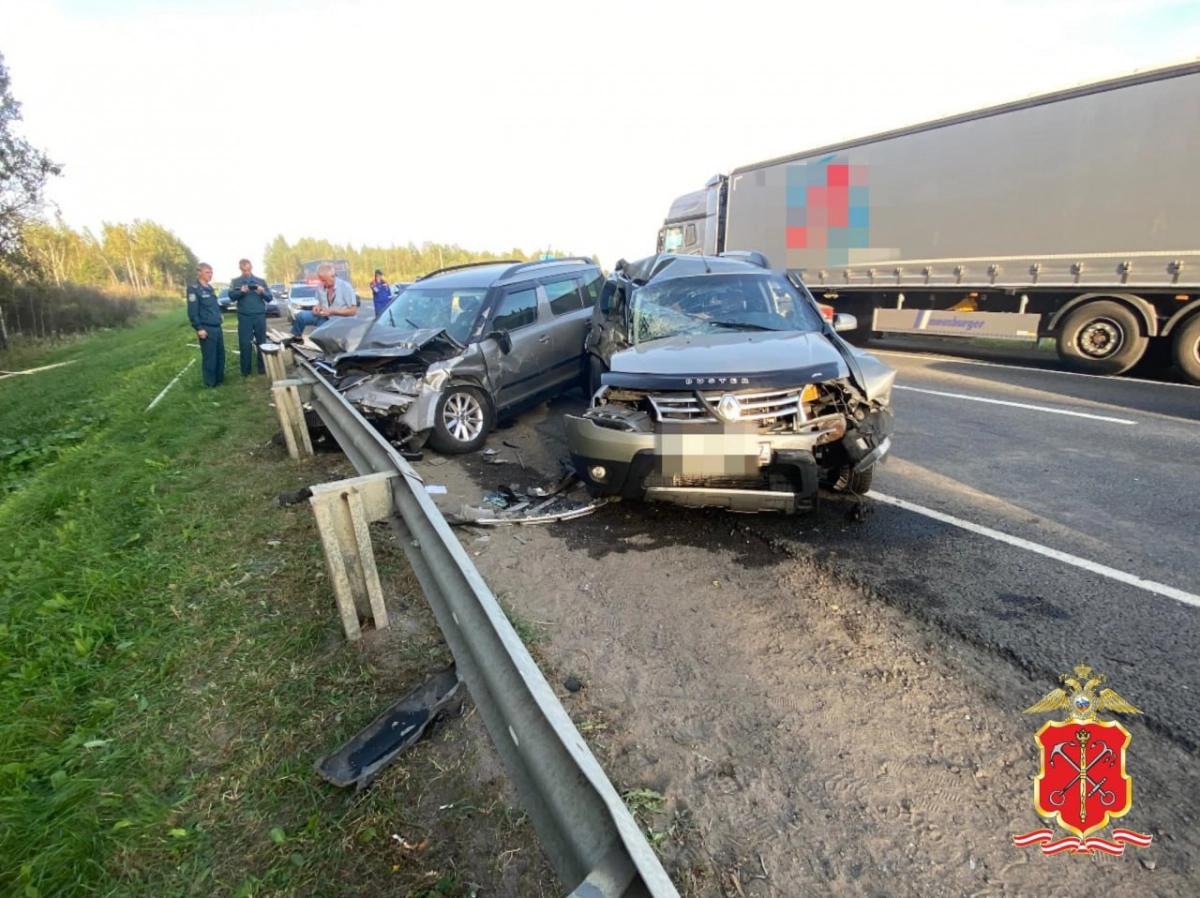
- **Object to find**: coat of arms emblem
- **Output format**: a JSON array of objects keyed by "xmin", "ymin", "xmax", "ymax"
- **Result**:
[{"xmin": 1013, "ymin": 665, "xmax": 1153, "ymax": 855}]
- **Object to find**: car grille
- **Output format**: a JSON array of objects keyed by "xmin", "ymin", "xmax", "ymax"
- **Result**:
[{"xmin": 647, "ymin": 388, "xmax": 805, "ymax": 425}]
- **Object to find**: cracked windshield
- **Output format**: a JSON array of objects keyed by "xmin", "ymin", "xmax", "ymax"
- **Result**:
[
  {"xmin": 378, "ymin": 286, "xmax": 488, "ymax": 342},
  {"xmin": 631, "ymin": 273, "xmax": 825, "ymax": 343}
]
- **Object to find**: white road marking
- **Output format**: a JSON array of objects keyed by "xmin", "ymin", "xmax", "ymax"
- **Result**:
[
  {"xmin": 145, "ymin": 359, "xmax": 196, "ymax": 412},
  {"xmin": 873, "ymin": 349, "xmax": 1200, "ymax": 389},
  {"xmin": 893, "ymin": 385, "xmax": 1137, "ymax": 424},
  {"xmin": 870, "ymin": 491, "xmax": 1200, "ymax": 610}
]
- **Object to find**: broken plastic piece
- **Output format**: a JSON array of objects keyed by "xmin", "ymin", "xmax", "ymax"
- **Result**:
[{"xmin": 315, "ymin": 665, "xmax": 460, "ymax": 791}]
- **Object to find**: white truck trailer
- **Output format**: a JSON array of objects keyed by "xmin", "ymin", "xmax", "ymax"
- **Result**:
[{"xmin": 657, "ymin": 59, "xmax": 1200, "ymax": 382}]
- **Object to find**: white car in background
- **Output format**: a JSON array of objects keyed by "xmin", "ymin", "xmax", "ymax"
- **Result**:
[{"xmin": 285, "ymin": 283, "xmax": 319, "ymax": 321}]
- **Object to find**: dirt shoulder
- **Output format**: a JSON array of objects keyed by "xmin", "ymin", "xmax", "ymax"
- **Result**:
[{"xmin": 410, "ymin": 398, "xmax": 1199, "ymax": 897}]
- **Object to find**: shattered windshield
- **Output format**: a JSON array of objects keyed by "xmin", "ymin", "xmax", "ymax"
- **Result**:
[
  {"xmin": 630, "ymin": 273, "xmax": 825, "ymax": 344},
  {"xmin": 378, "ymin": 286, "xmax": 488, "ymax": 342}
]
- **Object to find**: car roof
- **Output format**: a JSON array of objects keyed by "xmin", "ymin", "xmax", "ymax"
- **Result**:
[
  {"xmin": 416, "ymin": 257, "xmax": 599, "ymax": 290},
  {"xmin": 618, "ymin": 253, "xmax": 771, "ymax": 285}
]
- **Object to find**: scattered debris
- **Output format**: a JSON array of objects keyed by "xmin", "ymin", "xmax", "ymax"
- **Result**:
[
  {"xmin": 276, "ymin": 487, "xmax": 313, "ymax": 506},
  {"xmin": 266, "ymin": 538, "xmax": 282, "ymax": 547},
  {"xmin": 502, "ymin": 440, "xmax": 525, "ymax": 469},
  {"xmin": 483, "ymin": 448, "xmax": 499, "ymax": 457},
  {"xmin": 424, "ymin": 484, "xmax": 447, "ymax": 495},
  {"xmin": 315, "ymin": 665, "xmax": 461, "ymax": 791},
  {"xmin": 564, "ymin": 677, "xmax": 582, "ymax": 693}
]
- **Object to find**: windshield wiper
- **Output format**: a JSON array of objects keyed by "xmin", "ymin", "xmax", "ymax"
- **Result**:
[{"xmin": 706, "ymin": 319, "xmax": 778, "ymax": 332}]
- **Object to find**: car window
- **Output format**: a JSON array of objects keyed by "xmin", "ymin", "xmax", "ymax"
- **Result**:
[
  {"xmin": 492, "ymin": 287, "xmax": 538, "ymax": 332},
  {"xmin": 544, "ymin": 277, "xmax": 583, "ymax": 317},
  {"xmin": 290, "ymin": 285, "xmax": 317, "ymax": 298},
  {"xmin": 662, "ymin": 227, "xmax": 684, "ymax": 252},
  {"xmin": 381, "ymin": 286, "xmax": 487, "ymax": 331},
  {"xmin": 581, "ymin": 271, "xmax": 602, "ymax": 302},
  {"xmin": 631, "ymin": 272, "xmax": 823, "ymax": 343}
]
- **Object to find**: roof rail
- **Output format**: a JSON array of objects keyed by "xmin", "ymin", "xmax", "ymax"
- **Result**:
[
  {"xmin": 717, "ymin": 250, "xmax": 770, "ymax": 269},
  {"xmin": 497, "ymin": 256, "xmax": 597, "ymax": 279},
  {"xmin": 416, "ymin": 259, "xmax": 522, "ymax": 282}
]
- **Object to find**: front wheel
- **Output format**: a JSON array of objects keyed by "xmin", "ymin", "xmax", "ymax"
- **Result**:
[
  {"xmin": 428, "ymin": 385, "xmax": 493, "ymax": 454},
  {"xmin": 1170, "ymin": 315, "xmax": 1200, "ymax": 384},
  {"xmin": 587, "ymin": 355, "xmax": 609, "ymax": 397},
  {"xmin": 827, "ymin": 464, "xmax": 874, "ymax": 495},
  {"xmin": 1055, "ymin": 300, "xmax": 1147, "ymax": 375}
]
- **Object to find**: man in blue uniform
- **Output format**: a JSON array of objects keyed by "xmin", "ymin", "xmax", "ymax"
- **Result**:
[
  {"xmin": 229, "ymin": 258, "xmax": 273, "ymax": 376},
  {"xmin": 187, "ymin": 262, "xmax": 225, "ymax": 387}
]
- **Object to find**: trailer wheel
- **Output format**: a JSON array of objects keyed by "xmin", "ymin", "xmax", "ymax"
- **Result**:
[
  {"xmin": 1171, "ymin": 315, "xmax": 1200, "ymax": 384},
  {"xmin": 1055, "ymin": 300, "xmax": 1147, "ymax": 375}
]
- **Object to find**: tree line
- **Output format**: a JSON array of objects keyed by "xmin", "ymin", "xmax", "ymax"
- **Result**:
[
  {"xmin": 23, "ymin": 217, "xmax": 198, "ymax": 294},
  {"xmin": 262, "ymin": 235, "xmax": 600, "ymax": 288}
]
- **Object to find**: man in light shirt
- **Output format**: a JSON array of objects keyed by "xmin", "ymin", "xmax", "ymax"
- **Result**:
[{"xmin": 290, "ymin": 263, "xmax": 358, "ymax": 336}]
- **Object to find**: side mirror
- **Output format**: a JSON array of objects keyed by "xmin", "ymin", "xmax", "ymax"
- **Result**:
[
  {"xmin": 832, "ymin": 313, "xmax": 858, "ymax": 333},
  {"xmin": 487, "ymin": 330, "xmax": 513, "ymax": 354}
]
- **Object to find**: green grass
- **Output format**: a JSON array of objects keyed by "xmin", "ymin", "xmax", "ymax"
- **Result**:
[{"xmin": 0, "ymin": 311, "xmax": 555, "ymax": 897}]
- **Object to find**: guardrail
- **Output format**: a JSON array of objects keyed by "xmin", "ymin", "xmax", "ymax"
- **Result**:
[{"xmin": 294, "ymin": 358, "xmax": 680, "ymax": 898}]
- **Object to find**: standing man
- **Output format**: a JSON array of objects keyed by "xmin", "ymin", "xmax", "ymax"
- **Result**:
[
  {"xmin": 187, "ymin": 262, "xmax": 225, "ymax": 387},
  {"xmin": 229, "ymin": 258, "xmax": 272, "ymax": 376},
  {"xmin": 290, "ymin": 263, "xmax": 358, "ymax": 337},
  {"xmin": 370, "ymin": 268, "xmax": 391, "ymax": 317}
]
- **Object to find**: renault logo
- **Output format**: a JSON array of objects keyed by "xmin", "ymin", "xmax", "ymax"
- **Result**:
[{"xmin": 715, "ymin": 393, "xmax": 742, "ymax": 423}]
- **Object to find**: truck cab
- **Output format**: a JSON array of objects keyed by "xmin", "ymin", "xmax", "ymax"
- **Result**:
[{"xmin": 656, "ymin": 175, "xmax": 728, "ymax": 256}]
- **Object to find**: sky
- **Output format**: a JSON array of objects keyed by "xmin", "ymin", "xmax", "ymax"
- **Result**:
[{"xmin": 3, "ymin": 0, "xmax": 1199, "ymax": 280}]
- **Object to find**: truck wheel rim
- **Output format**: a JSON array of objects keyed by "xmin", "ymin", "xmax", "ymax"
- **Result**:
[
  {"xmin": 1078, "ymin": 319, "xmax": 1123, "ymax": 359},
  {"xmin": 444, "ymin": 393, "xmax": 484, "ymax": 443}
]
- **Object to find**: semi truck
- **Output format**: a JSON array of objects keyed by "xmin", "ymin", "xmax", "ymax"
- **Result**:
[{"xmin": 657, "ymin": 59, "xmax": 1200, "ymax": 382}]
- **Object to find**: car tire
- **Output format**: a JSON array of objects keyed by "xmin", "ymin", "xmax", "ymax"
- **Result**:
[
  {"xmin": 1170, "ymin": 314, "xmax": 1200, "ymax": 384},
  {"xmin": 587, "ymin": 355, "xmax": 609, "ymax": 397},
  {"xmin": 1055, "ymin": 300, "xmax": 1147, "ymax": 375},
  {"xmin": 428, "ymin": 385, "xmax": 493, "ymax": 454},
  {"xmin": 828, "ymin": 464, "xmax": 874, "ymax": 495}
]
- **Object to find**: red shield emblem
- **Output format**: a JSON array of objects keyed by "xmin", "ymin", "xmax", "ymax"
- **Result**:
[{"xmin": 1033, "ymin": 720, "xmax": 1132, "ymax": 838}]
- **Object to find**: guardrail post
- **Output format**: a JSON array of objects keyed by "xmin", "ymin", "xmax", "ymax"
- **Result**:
[
  {"xmin": 308, "ymin": 472, "xmax": 395, "ymax": 640},
  {"xmin": 271, "ymin": 377, "xmax": 314, "ymax": 460},
  {"xmin": 261, "ymin": 342, "xmax": 288, "ymax": 382}
]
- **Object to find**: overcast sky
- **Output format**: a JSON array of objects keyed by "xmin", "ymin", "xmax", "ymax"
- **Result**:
[{"xmin": 3, "ymin": 0, "xmax": 1199, "ymax": 279}]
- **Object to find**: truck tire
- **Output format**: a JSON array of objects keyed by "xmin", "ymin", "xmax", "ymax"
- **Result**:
[
  {"xmin": 1171, "ymin": 315, "xmax": 1200, "ymax": 384},
  {"xmin": 428, "ymin": 385, "xmax": 493, "ymax": 454},
  {"xmin": 1055, "ymin": 300, "xmax": 1147, "ymax": 375}
]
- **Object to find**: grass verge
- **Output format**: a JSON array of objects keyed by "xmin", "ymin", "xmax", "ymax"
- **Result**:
[{"xmin": 0, "ymin": 310, "xmax": 555, "ymax": 897}]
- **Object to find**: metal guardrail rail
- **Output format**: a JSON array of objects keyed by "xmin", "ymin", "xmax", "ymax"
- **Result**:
[{"xmin": 296, "ymin": 359, "xmax": 680, "ymax": 898}]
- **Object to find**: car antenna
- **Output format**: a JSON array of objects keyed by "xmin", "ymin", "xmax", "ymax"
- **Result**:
[{"xmin": 702, "ymin": 254, "xmax": 711, "ymax": 274}]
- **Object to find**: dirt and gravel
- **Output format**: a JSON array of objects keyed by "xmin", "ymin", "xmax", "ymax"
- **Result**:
[{"xmin": 397, "ymin": 395, "xmax": 1200, "ymax": 897}]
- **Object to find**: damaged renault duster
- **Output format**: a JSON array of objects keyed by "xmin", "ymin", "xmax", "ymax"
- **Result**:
[
  {"xmin": 566, "ymin": 253, "xmax": 895, "ymax": 513},
  {"xmin": 293, "ymin": 257, "xmax": 602, "ymax": 454}
]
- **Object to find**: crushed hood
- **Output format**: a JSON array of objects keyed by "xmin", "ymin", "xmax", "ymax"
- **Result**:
[
  {"xmin": 313, "ymin": 320, "xmax": 464, "ymax": 375},
  {"xmin": 605, "ymin": 331, "xmax": 849, "ymax": 391}
]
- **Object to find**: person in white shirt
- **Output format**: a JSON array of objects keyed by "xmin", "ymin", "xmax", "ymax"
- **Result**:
[{"xmin": 290, "ymin": 264, "xmax": 358, "ymax": 336}]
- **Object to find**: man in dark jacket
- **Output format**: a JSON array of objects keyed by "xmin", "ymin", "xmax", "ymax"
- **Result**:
[
  {"xmin": 187, "ymin": 262, "xmax": 225, "ymax": 387},
  {"xmin": 229, "ymin": 258, "xmax": 273, "ymax": 376},
  {"xmin": 370, "ymin": 269, "xmax": 391, "ymax": 316}
]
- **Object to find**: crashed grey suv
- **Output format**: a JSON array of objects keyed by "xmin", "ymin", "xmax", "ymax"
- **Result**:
[
  {"xmin": 296, "ymin": 258, "xmax": 602, "ymax": 453},
  {"xmin": 566, "ymin": 253, "xmax": 895, "ymax": 513}
]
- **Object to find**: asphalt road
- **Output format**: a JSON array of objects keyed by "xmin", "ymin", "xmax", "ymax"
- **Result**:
[
  {"xmin": 357, "ymin": 302, "xmax": 1200, "ymax": 744},
  {"xmin": 742, "ymin": 348, "xmax": 1200, "ymax": 747}
]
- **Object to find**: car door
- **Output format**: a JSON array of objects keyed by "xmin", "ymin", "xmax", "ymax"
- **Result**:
[
  {"xmin": 483, "ymin": 283, "xmax": 559, "ymax": 413},
  {"xmin": 539, "ymin": 273, "xmax": 593, "ymax": 390}
]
